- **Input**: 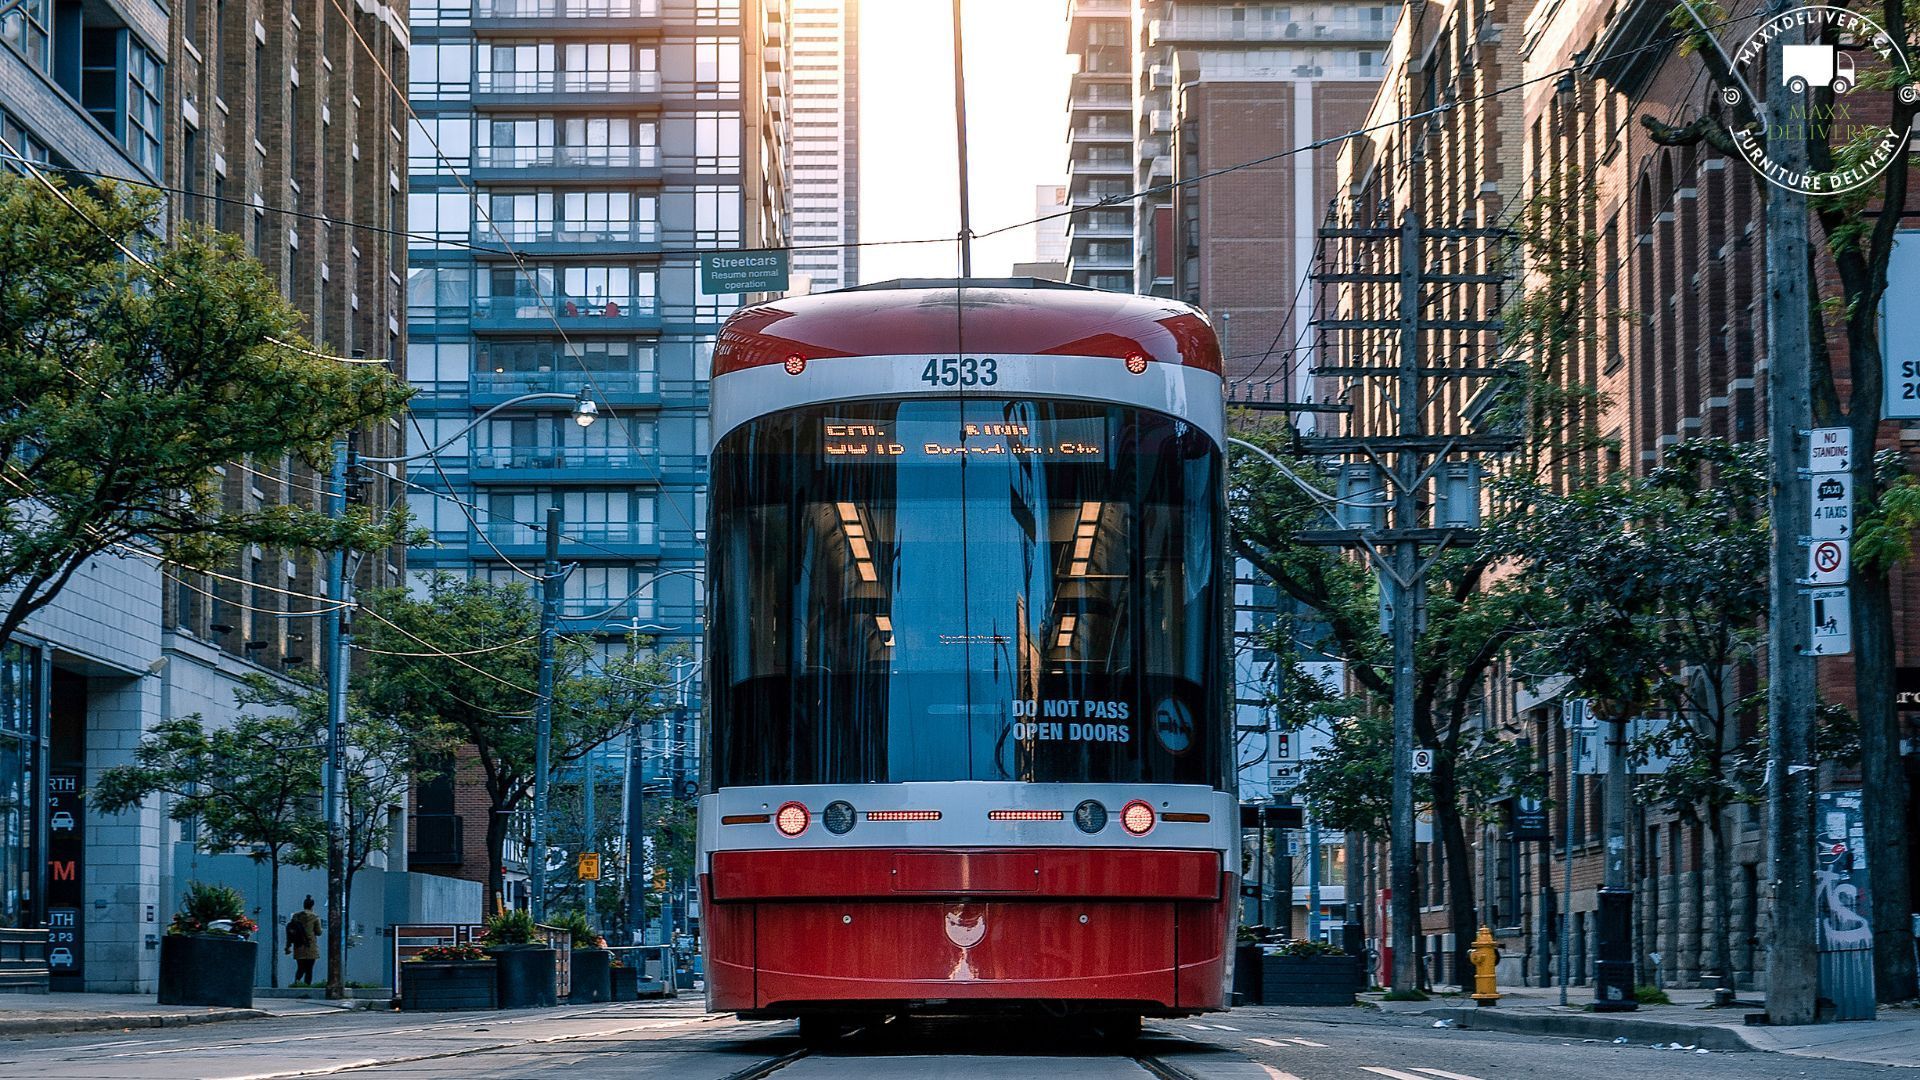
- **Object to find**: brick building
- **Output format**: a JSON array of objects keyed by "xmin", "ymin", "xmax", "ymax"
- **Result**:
[{"xmin": 1317, "ymin": 0, "xmax": 1920, "ymax": 993}]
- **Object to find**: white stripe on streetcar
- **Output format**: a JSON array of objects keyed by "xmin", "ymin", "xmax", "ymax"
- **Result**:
[{"xmin": 1413, "ymin": 1071, "xmax": 1489, "ymax": 1080}]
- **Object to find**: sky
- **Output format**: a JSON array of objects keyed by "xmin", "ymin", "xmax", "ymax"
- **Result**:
[{"xmin": 856, "ymin": 0, "xmax": 1071, "ymax": 281}]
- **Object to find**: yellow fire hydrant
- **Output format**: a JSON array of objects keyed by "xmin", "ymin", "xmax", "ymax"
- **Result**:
[{"xmin": 1469, "ymin": 925, "xmax": 1501, "ymax": 1007}]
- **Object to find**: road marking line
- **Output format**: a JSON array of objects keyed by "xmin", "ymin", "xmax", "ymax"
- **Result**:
[
  {"xmin": 1186, "ymin": 1022, "xmax": 1212, "ymax": 1030},
  {"xmin": 1360, "ymin": 1069, "xmax": 1431, "ymax": 1080},
  {"xmin": 1413, "ymin": 1071, "xmax": 1488, "ymax": 1080},
  {"xmin": 1212, "ymin": 1024, "xmax": 1241, "ymax": 1030},
  {"xmin": 1257, "ymin": 1067, "xmax": 1305, "ymax": 1080},
  {"xmin": 1250, "ymin": 1037, "xmax": 1287, "ymax": 1047},
  {"xmin": 1286, "ymin": 1037, "xmax": 1328, "ymax": 1047}
]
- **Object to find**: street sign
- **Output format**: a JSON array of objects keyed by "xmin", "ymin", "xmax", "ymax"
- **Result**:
[
  {"xmin": 1808, "ymin": 538, "xmax": 1851, "ymax": 585},
  {"xmin": 1808, "ymin": 427, "xmax": 1852, "ymax": 474},
  {"xmin": 1512, "ymin": 796, "xmax": 1552, "ymax": 841},
  {"xmin": 1884, "ymin": 230, "xmax": 1920, "ymax": 418},
  {"xmin": 1563, "ymin": 697, "xmax": 1593, "ymax": 730},
  {"xmin": 577, "ymin": 852, "xmax": 601, "ymax": 881},
  {"xmin": 1411, "ymin": 748, "xmax": 1435, "ymax": 774},
  {"xmin": 699, "ymin": 249, "xmax": 790, "ymax": 294},
  {"xmin": 1812, "ymin": 472, "xmax": 1854, "ymax": 540},
  {"xmin": 1808, "ymin": 587, "xmax": 1853, "ymax": 655}
]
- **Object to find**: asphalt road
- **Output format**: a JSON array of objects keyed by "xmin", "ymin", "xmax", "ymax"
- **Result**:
[{"xmin": 0, "ymin": 999, "xmax": 1902, "ymax": 1079}]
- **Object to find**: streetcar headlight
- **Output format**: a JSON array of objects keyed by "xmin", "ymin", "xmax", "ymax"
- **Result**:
[
  {"xmin": 1073, "ymin": 800, "xmax": 1108, "ymax": 834},
  {"xmin": 823, "ymin": 800, "xmax": 856, "ymax": 835},
  {"xmin": 1120, "ymin": 800, "xmax": 1156, "ymax": 836},
  {"xmin": 775, "ymin": 801, "xmax": 810, "ymax": 837}
]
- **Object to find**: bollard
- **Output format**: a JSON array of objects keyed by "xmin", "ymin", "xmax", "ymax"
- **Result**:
[{"xmin": 1469, "ymin": 925, "xmax": 1501, "ymax": 1007}]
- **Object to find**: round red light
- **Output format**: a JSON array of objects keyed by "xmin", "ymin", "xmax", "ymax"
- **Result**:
[
  {"xmin": 1120, "ymin": 800, "xmax": 1156, "ymax": 836},
  {"xmin": 783, "ymin": 354, "xmax": 808, "ymax": 376},
  {"xmin": 1124, "ymin": 353, "xmax": 1150, "ymax": 375},
  {"xmin": 775, "ymin": 802, "xmax": 809, "ymax": 837}
]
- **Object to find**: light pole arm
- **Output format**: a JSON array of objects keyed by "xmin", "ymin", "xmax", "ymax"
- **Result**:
[{"xmin": 359, "ymin": 391, "xmax": 593, "ymax": 464}]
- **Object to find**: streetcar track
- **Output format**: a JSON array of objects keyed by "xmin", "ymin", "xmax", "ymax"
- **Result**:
[
  {"xmin": 717, "ymin": 1047, "xmax": 810, "ymax": 1080},
  {"xmin": 1134, "ymin": 1053, "xmax": 1202, "ymax": 1080}
]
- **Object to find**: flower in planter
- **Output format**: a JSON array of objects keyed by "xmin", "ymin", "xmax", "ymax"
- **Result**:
[
  {"xmin": 1266, "ymin": 938, "xmax": 1348, "ymax": 958},
  {"xmin": 411, "ymin": 944, "xmax": 488, "ymax": 963},
  {"xmin": 167, "ymin": 882, "xmax": 256, "ymax": 939}
]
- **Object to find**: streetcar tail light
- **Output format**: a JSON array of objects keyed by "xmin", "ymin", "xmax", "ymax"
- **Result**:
[
  {"xmin": 1073, "ymin": 800, "xmax": 1108, "ymax": 834},
  {"xmin": 783, "ymin": 353, "xmax": 807, "ymax": 376},
  {"xmin": 1163, "ymin": 812, "xmax": 1211, "ymax": 824},
  {"xmin": 865, "ymin": 810, "xmax": 941, "ymax": 822},
  {"xmin": 823, "ymin": 800, "xmax": 857, "ymax": 834},
  {"xmin": 1120, "ymin": 800, "xmax": 1156, "ymax": 836},
  {"xmin": 721, "ymin": 813, "xmax": 771, "ymax": 826},
  {"xmin": 988, "ymin": 810, "xmax": 1064, "ymax": 821},
  {"xmin": 775, "ymin": 802, "xmax": 810, "ymax": 836},
  {"xmin": 1124, "ymin": 352, "xmax": 1150, "ymax": 375}
]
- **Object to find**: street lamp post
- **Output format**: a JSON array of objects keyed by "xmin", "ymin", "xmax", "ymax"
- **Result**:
[{"xmin": 350, "ymin": 390, "xmax": 600, "ymax": 920}]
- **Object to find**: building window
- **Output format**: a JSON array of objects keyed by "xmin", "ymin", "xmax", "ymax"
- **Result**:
[
  {"xmin": 693, "ymin": 37, "xmax": 740, "ymax": 97},
  {"xmin": 409, "ymin": 116, "xmax": 472, "ymax": 173},
  {"xmin": 564, "ymin": 42, "xmax": 653, "ymax": 93},
  {"xmin": 693, "ymin": 110, "xmax": 740, "ymax": 172},
  {"xmin": 408, "ymin": 191, "xmax": 471, "ymax": 247},
  {"xmin": 0, "ymin": 644, "xmax": 39, "ymax": 929},
  {"xmin": 692, "ymin": 185, "xmax": 741, "ymax": 245},
  {"xmin": 0, "ymin": 0, "xmax": 51, "ymax": 73},
  {"xmin": 411, "ymin": 43, "xmax": 473, "ymax": 100},
  {"xmin": 407, "ymin": 266, "xmax": 472, "ymax": 322}
]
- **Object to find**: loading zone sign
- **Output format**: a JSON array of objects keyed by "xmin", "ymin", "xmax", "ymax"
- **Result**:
[
  {"xmin": 1808, "ymin": 538, "xmax": 1851, "ymax": 586},
  {"xmin": 1809, "ymin": 588, "xmax": 1853, "ymax": 656},
  {"xmin": 1812, "ymin": 472, "xmax": 1854, "ymax": 540}
]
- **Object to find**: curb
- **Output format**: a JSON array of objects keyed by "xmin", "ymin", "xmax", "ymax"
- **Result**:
[
  {"xmin": 0, "ymin": 1008, "xmax": 270, "ymax": 1037},
  {"xmin": 1425, "ymin": 1006, "xmax": 1753, "ymax": 1051}
]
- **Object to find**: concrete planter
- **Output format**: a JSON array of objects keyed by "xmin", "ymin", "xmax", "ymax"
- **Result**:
[
  {"xmin": 487, "ymin": 946, "xmax": 557, "ymax": 1009},
  {"xmin": 399, "ymin": 961, "xmax": 498, "ymax": 1011},
  {"xmin": 1259, "ymin": 954, "xmax": 1362, "ymax": 1006},
  {"xmin": 568, "ymin": 949, "xmax": 612, "ymax": 1004},
  {"xmin": 610, "ymin": 965, "xmax": 639, "ymax": 1001},
  {"xmin": 158, "ymin": 934, "xmax": 257, "ymax": 1008}
]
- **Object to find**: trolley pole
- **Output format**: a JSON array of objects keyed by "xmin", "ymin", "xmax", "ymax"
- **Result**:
[
  {"xmin": 322, "ymin": 440, "xmax": 351, "ymax": 999},
  {"xmin": 530, "ymin": 506, "xmax": 562, "ymax": 921},
  {"xmin": 1762, "ymin": 0, "xmax": 1818, "ymax": 1024},
  {"xmin": 949, "ymin": 0, "xmax": 974, "ymax": 277}
]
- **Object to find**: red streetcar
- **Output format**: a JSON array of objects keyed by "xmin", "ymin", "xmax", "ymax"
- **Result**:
[{"xmin": 698, "ymin": 279, "xmax": 1235, "ymax": 1040}]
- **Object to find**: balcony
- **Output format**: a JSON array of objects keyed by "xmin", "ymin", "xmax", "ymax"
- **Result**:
[
  {"xmin": 409, "ymin": 814, "xmax": 464, "ymax": 866},
  {"xmin": 1072, "ymin": 156, "xmax": 1133, "ymax": 177},
  {"xmin": 470, "ymin": 369, "xmax": 660, "ymax": 404},
  {"xmin": 469, "ymin": 445, "xmax": 655, "ymax": 472},
  {"xmin": 471, "ymin": 293, "xmax": 661, "ymax": 332},
  {"xmin": 472, "ymin": 72, "xmax": 663, "ymax": 107},
  {"xmin": 1067, "ymin": 0, "xmax": 1129, "ymax": 20},
  {"xmin": 1070, "ymin": 247, "xmax": 1133, "ymax": 271},
  {"xmin": 1071, "ymin": 189, "xmax": 1130, "ymax": 207},
  {"xmin": 1073, "ymin": 217, "xmax": 1132, "ymax": 239},
  {"xmin": 473, "ymin": 0, "xmax": 662, "ymax": 33},
  {"xmin": 470, "ymin": 221, "xmax": 661, "ymax": 256},
  {"xmin": 472, "ymin": 145, "xmax": 662, "ymax": 181},
  {"xmin": 1150, "ymin": 17, "xmax": 1394, "ymax": 44},
  {"xmin": 1070, "ymin": 93, "xmax": 1132, "ymax": 112},
  {"xmin": 481, "ymin": 521, "xmax": 660, "ymax": 553},
  {"xmin": 1072, "ymin": 125, "xmax": 1132, "ymax": 144}
]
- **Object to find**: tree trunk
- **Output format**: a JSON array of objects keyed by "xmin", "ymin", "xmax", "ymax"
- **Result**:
[
  {"xmin": 1854, "ymin": 563, "xmax": 1918, "ymax": 1002},
  {"xmin": 486, "ymin": 802, "xmax": 510, "ymax": 915},
  {"xmin": 1707, "ymin": 801, "xmax": 1734, "ymax": 987},
  {"xmin": 267, "ymin": 856, "xmax": 281, "ymax": 989},
  {"xmin": 1433, "ymin": 757, "xmax": 1478, "ymax": 989}
]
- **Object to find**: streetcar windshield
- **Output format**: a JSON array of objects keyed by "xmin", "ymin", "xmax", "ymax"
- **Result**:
[{"xmin": 710, "ymin": 398, "xmax": 1223, "ymax": 788}]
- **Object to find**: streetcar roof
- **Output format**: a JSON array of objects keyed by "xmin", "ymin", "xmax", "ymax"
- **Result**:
[{"xmin": 714, "ymin": 279, "xmax": 1223, "ymax": 378}]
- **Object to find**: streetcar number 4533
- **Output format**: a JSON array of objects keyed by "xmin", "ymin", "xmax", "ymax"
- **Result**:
[{"xmin": 921, "ymin": 357, "xmax": 999, "ymax": 387}]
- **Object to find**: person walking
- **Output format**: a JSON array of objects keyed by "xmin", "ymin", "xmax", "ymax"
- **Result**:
[{"xmin": 287, "ymin": 895, "xmax": 323, "ymax": 985}]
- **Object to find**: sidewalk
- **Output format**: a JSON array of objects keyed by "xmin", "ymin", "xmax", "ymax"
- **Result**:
[
  {"xmin": 0, "ymin": 991, "xmax": 361, "ymax": 1037},
  {"xmin": 1366, "ymin": 984, "xmax": 1920, "ymax": 1068}
]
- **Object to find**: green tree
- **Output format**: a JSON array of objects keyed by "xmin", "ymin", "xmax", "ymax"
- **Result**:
[
  {"xmin": 1501, "ymin": 438, "xmax": 1770, "ymax": 984},
  {"xmin": 92, "ymin": 703, "xmax": 326, "ymax": 987},
  {"xmin": 0, "ymin": 173, "xmax": 410, "ymax": 651},
  {"xmin": 1654, "ymin": 0, "xmax": 1918, "ymax": 1000},
  {"xmin": 357, "ymin": 575, "xmax": 676, "ymax": 910}
]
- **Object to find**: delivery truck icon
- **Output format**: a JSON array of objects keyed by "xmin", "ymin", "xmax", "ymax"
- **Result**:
[{"xmin": 1783, "ymin": 44, "xmax": 1856, "ymax": 95}]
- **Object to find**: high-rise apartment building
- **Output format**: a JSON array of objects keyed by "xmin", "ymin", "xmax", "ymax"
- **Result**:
[
  {"xmin": 1063, "ymin": 0, "xmax": 1135, "ymax": 291},
  {"xmin": 402, "ymin": 0, "xmax": 792, "ymax": 900},
  {"xmin": 0, "ymin": 0, "xmax": 411, "ymax": 990},
  {"xmin": 786, "ymin": 0, "xmax": 857, "ymax": 292}
]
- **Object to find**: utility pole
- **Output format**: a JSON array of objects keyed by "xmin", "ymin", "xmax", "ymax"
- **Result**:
[
  {"xmin": 582, "ymin": 742, "xmax": 596, "ymax": 925},
  {"xmin": 949, "ymin": 0, "xmax": 974, "ymax": 278},
  {"xmin": 530, "ymin": 506, "xmax": 563, "ymax": 922},
  {"xmin": 1762, "ymin": 0, "xmax": 1818, "ymax": 1025},
  {"xmin": 1303, "ymin": 210, "xmax": 1514, "ymax": 995},
  {"xmin": 322, "ymin": 440, "xmax": 351, "ymax": 1000}
]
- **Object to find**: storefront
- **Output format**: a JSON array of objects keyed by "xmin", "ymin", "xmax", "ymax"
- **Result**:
[{"xmin": 0, "ymin": 643, "xmax": 43, "ymax": 933}]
